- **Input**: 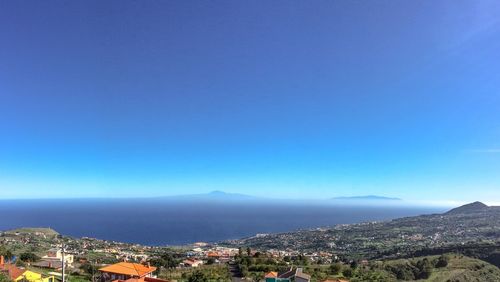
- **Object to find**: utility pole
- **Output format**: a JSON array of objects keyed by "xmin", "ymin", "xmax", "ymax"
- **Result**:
[{"xmin": 62, "ymin": 242, "xmax": 65, "ymax": 282}]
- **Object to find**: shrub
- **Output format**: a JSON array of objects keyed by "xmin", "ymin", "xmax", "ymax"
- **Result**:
[{"xmin": 435, "ymin": 255, "xmax": 449, "ymax": 268}]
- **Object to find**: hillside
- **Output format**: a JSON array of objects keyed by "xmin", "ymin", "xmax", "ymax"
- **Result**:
[
  {"xmin": 423, "ymin": 255, "xmax": 500, "ymax": 282},
  {"xmin": 224, "ymin": 202, "xmax": 500, "ymax": 267},
  {"xmin": 370, "ymin": 254, "xmax": 500, "ymax": 282},
  {"xmin": 445, "ymin": 201, "xmax": 490, "ymax": 215},
  {"xmin": 4, "ymin": 227, "xmax": 59, "ymax": 236}
]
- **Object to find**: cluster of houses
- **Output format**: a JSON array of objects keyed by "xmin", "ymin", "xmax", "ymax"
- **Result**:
[
  {"xmin": 187, "ymin": 244, "xmax": 239, "ymax": 264},
  {"xmin": 0, "ymin": 256, "xmax": 56, "ymax": 282},
  {"xmin": 32, "ymin": 248, "xmax": 74, "ymax": 270}
]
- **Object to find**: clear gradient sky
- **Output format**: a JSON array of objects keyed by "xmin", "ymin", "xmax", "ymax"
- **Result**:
[{"xmin": 0, "ymin": 1, "xmax": 499, "ymax": 204}]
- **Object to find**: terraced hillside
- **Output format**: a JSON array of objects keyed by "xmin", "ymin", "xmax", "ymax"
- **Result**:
[{"xmin": 225, "ymin": 202, "xmax": 500, "ymax": 266}]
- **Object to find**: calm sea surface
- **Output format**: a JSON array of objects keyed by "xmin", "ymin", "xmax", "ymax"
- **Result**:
[{"xmin": 0, "ymin": 199, "xmax": 445, "ymax": 245}]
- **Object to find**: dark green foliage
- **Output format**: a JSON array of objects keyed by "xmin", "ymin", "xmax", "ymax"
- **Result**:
[
  {"xmin": 350, "ymin": 268, "xmax": 394, "ymax": 282},
  {"xmin": 293, "ymin": 254, "xmax": 309, "ymax": 265},
  {"xmin": 250, "ymin": 272, "xmax": 263, "ymax": 282},
  {"xmin": 436, "ymin": 254, "xmax": 450, "ymax": 268},
  {"xmin": 19, "ymin": 252, "xmax": 39, "ymax": 262},
  {"xmin": 342, "ymin": 267, "xmax": 353, "ymax": 278},
  {"xmin": 0, "ymin": 246, "xmax": 13, "ymax": 261},
  {"xmin": 416, "ymin": 258, "xmax": 433, "ymax": 279},
  {"xmin": 247, "ymin": 264, "xmax": 272, "ymax": 272},
  {"xmin": 384, "ymin": 257, "xmax": 434, "ymax": 280},
  {"xmin": 79, "ymin": 262, "xmax": 99, "ymax": 275},
  {"xmin": 329, "ymin": 262, "xmax": 342, "ymax": 275},
  {"xmin": 187, "ymin": 270, "xmax": 209, "ymax": 282},
  {"xmin": 149, "ymin": 252, "xmax": 179, "ymax": 272},
  {"xmin": 206, "ymin": 258, "xmax": 215, "ymax": 265},
  {"xmin": 0, "ymin": 273, "xmax": 11, "ymax": 282}
]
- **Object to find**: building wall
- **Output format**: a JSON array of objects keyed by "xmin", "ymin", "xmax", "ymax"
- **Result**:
[
  {"xmin": 14, "ymin": 270, "xmax": 55, "ymax": 282},
  {"xmin": 296, "ymin": 277, "xmax": 310, "ymax": 282}
]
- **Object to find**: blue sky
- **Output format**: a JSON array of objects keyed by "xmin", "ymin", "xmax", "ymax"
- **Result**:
[{"xmin": 0, "ymin": 1, "xmax": 499, "ymax": 204}]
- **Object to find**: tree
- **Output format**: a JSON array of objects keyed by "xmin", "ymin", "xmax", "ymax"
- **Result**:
[
  {"xmin": 239, "ymin": 265, "xmax": 249, "ymax": 277},
  {"xmin": 416, "ymin": 258, "xmax": 433, "ymax": 279},
  {"xmin": 206, "ymin": 258, "xmax": 215, "ymax": 265},
  {"xmin": 0, "ymin": 246, "xmax": 13, "ymax": 261},
  {"xmin": 250, "ymin": 272, "xmax": 263, "ymax": 282},
  {"xmin": 19, "ymin": 252, "xmax": 39, "ymax": 263},
  {"xmin": 246, "ymin": 247, "xmax": 251, "ymax": 256},
  {"xmin": 342, "ymin": 267, "xmax": 353, "ymax": 278},
  {"xmin": 187, "ymin": 270, "xmax": 209, "ymax": 282},
  {"xmin": 161, "ymin": 253, "xmax": 178, "ymax": 269},
  {"xmin": 435, "ymin": 255, "xmax": 449, "ymax": 268},
  {"xmin": 293, "ymin": 254, "xmax": 309, "ymax": 266},
  {"xmin": 79, "ymin": 262, "xmax": 99, "ymax": 275},
  {"xmin": 330, "ymin": 262, "xmax": 342, "ymax": 275},
  {"xmin": 0, "ymin": 273, "xmax": 11, "ymax": 282},
  {"xmin": 149, "ymin": 252, "xmax": 178, "ymax": 271}
]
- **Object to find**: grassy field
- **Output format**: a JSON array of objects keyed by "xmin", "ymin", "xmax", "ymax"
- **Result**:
[
  {"xmin": 159, "ymin": 265, "xmax": 232, "ymax": 282},
  {"xmin": 380, "ymin": 254, "xmax": 500, "ymax": 282},
  {"xmin": 5, "ymin": 228, "xmax": 59, "ymax": 236}
]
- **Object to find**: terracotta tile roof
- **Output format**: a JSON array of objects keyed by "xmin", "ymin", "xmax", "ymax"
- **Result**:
[
  {"xmin": 113, "ymin": 277, "xmax": 169, "ymax": 282},
  {"xmin": 207, "ymin": 251, "xmax": 219, "ymax": 257},
  {"xmin": 264, "ymin": 271, "xmax": 278, "ymax": 278},
  {"xmin": 99, "ymin": 262, "xmax": 156, "ymax": 277}
]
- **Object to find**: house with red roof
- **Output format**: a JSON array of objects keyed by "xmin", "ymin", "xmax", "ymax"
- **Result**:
[
  {"xmin": 99, "ymin": 262, "xmax": 169, "ymax": 282},
  {"xmin": 1, "ymin": 256, "xmax": 56, "ymax": 282},
  {"xmin": 181, "ymin": 258, "xmax": 203, "ymax": 268}
]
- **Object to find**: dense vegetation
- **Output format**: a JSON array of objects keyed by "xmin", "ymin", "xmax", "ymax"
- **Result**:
[
  {"xmin": 230, "ymin": 251, "xmax": 500, "ymax": 282},
  {"xmin": 159, "ymin": 265, "xmax": 231, "ymax": 282}
]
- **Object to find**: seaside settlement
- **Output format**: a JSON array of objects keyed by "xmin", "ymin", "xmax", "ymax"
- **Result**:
[
  {"xmin": 0, "ymin": 229, "xmax": 322, "ymax": 282},
  {"xmin": 1, "ymin": 203, "xmax": 500, "ymax": 282}
]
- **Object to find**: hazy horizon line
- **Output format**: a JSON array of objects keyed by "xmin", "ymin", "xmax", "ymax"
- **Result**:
[{"xmin": 0, "ymin": 191, "xmax": 491, "ymax": 207}]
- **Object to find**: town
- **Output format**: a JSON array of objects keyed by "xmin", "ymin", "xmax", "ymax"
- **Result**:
[{"xmin": 1, "ymin": 202, "xmax": 499, "ymax": 282}]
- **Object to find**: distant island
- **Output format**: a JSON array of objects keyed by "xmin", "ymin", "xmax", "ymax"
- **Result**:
[{"xmin": 161, "ymin": 191, "xmax": 405, "ymax": 203}]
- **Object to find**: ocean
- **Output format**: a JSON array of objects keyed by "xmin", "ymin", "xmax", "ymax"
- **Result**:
[{"xmin": 0, "ymin": 198, "xmax": 445, "ymax": 245}]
